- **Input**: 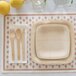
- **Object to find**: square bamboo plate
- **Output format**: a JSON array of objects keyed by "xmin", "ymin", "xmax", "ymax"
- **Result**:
[{"xmin": 31, "ymin": 20, "xmax": 74, "ymax": 64}]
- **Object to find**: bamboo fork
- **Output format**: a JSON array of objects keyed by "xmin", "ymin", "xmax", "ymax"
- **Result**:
[{"xmin": 10, "ymin": 29, "xmax": 15, "ymax": 61}]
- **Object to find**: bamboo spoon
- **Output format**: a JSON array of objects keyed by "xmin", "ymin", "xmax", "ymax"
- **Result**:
[
  {"xmin": 10, "ymin": 30, "xmax": 15, "ymax": 61},
  {"xmin": 16, "ymin": 29, "xmax": 22, "ymax": 61}
]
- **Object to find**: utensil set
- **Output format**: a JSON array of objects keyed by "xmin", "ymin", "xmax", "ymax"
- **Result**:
[{"xmin": 10, "ymin": 28, "xmax": 25, "ymax": 61}]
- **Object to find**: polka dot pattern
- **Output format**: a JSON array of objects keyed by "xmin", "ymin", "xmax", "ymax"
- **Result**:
[{"xmin": 3, "ymin": 15, "xmax": 76, "ymax": 72}]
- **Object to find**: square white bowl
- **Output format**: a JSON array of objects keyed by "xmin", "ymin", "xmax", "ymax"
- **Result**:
[{"xmin": 31, "ymin": 20, "xmax": 74, "ymax": 64}]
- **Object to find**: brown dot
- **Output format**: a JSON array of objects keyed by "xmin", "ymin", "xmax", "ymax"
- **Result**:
[
  {"xmin": 52, "ymin": 65, "xmax": 54, "ymax": 68},
  {"xmin": 29, "ymin": 48, "xmax": 31, "ymax": 50},
  {"xmin": 74, "ymin": 23, "xmax": 76, "ymax": 26},
  {"xmin": 7, "ymin": 17, "xmax": 9, "ymax": 20},
  {"xmin": 71, "ymin": 65, "xmax": 73, "ymax": 67},
  {"xmin": 38, "ymin": 17, "xmax": 41, "ymax": 19},
  {"xmin": 64, "ymin": 16, "xmax": 66, "ymax": 19},
  {"xmin": 6, "ymin": 65, "xmax": 9, "ymax": 68},
  {"xmin": 62, "ymin": 64, "xmax": 65, "ymax": 66},
  {"xmin": 10, "ymin": 63, "xmax": 13, "ymax": 66},
  {"xmin": 7, "ymin": 22, "xmax": 9, "ymax": 24},
  {"xmin": 29, "ymin": 24, "xmax": 31, "ymax": 26},
  {"xmin": 19, "ymin": 17, "xmax": 22, "ymax": 19},
  {"xmin": 68, "ymin": 63, "xmax": 71, "ymax": 65},
  {"xmin": 51, "ymin": 16, "xmax": 53, "ymax": 19},
  {"xmin": 13, "ymin": 17, "xmax": 15, "ymax": 19},
  {"xmin": 27, "ymin": 41, "xmax": 28, "ymax": 44},
  {"xmin": 74, "ymin": 18, "xmax": 76, "ymax": 21},
  {"xmin": 30, "ymin": 58, "xmax": 31, "ymax": 61},
  {"xmin": 29, "ymin": 29, "xmax": 31, "ymax": 31},
  {"xmin": 13, "ymin": 65, "xmax": 15, "ymax": 68},
  {"xmin": 10, "ymin": 19, "xmax": 13, "ymax": 22},
  {"xmin": 17, "ymin": 63, "xmax": 19, "ymax": 66},
  {"xmin": 70, "ymin": 16, "xmax": 72, "ymax": 19},
  {"xmin": 23, "ymin": 63, "xmax": 26, "ymax": 66},
  {"xmin": 7, "ymin": 40, "xmax": 9, "ymax": 44},
  {"xmin": 13, "ymin": 22, "xmax": 15, "ymax": 24},
  {"xmin": 6, "ymin": 61, "xmax": 9, "ymax": 63},
  {"xmin": 29, "ymin": 38, "xmax": 31, "ymax": 41},
  {"xmin": 36, "ymin": 63, "xmax": 38, "ymax": 66},
  {"xmin": 27, "ymin": 60, "xmax": 28, "ymax": 63},
  {"xmin": 30, "ymin": 53, "xmax": 31, "ymax": 56},
  {"xmin": 7, "ymin": 26, "xmax": 9, "ymax": 29},
  {"xmin": 45, "ymin": 65, "xmax": 47, "ymax": 68},
  {"xmin": 29, "ymin": 19, "xmax": 31, "ymax": 22},
  {"xmin": 39, "ymin": 65, "xmax": 41, "ymax": 68},
  {"xmin": 7, "ymin": 50, "xmax": 9, "ymax": 53},
  {"xmin": 32, "ymin": 61, "xmax": 35, "ymax": 64},
  {"xmin": 7, "ymin": 36, "xmax": 9, "ymax": 39},
  {"xmin": 23, "ymin": 19, "xmax": 25, "ymax": 22},
  {"xmin": 29, "ymin": 33, "xmax": 31, "ymax": 36},
  {"xmin": 57, "ymin": 16, "xmax": 60, "ymax": 19},
  {"xmin": 32, "ymin": 65, "xmax": 34, "ymax": 68},
  {"xmin": 32, "ymin": 17, "xmax": 34, "ymax": 19},
  {"xmin": 26, "ymin": 17, "xmax": 28, "ymax": 19},
  {"xmin": 17, "ymin": 19, "xmax": 19, "ymax": 22},
  {"xmin": 72, "ymin": 61, "xmax": 74, "ymax": 63},
  {"xmin": 7, "ymin": 31, "xmax": 9, "ymax": 34},
  {"xmin": 20, "ymin": 21, "xmax": 22, "ymax": 24},
  {"xmin": 6, "ymin": 45, "xmax": 9, "ymax": 48},
  {"xmin": 6, "ymin": 56, "xmax": 8, "ymax": 59},
  {"xmin": 65, "ymin": 65, "xmax": 67, "ymax": 68},
  {"xmin": 19, "ymin": 65, "xmax": 21, "ymax": 68},
  {"xmin": 26, "ymin": 21, "xmax": 28, "ymax": 24},
  {"xmin": 58, "ymin": 65, "xmax": 60, "ymax": 68},
  {"xmin": 26, "ymin": 65, "xmax": 28, "ymax": 68},
  {"xmin": 30, "ymin": 63, "xmax": 32, "ymax": 65}
]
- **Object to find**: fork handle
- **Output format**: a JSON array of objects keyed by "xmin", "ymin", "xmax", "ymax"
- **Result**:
[
  {"xmin": 17, "ymin": 40, "xmax": 20, "ymax": 61},
  {"xmin": 11, "ymin": 39, "xmax": 15, "ymax": 61}
]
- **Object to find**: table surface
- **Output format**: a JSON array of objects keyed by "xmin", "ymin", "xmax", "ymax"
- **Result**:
[{"xmin": 0, "ymin": 0, "xmax": 76, "ymax": 76}]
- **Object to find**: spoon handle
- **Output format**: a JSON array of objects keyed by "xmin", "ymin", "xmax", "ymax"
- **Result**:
[
  {"xmin": 22, "ymin": 29, "xmax": 25, "ymax": 61},
  {"xmin": 17, "ymin": 40, "xmax": 20, "ymax": 61},
  {"xmin": 11, "ymin": 39, "xmax": 15, "ymax": 61}
]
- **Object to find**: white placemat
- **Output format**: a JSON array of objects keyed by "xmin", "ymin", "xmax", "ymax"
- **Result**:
[{"xmin": 2, "ymin": 14, "xmax": 76, "ymax": 73}]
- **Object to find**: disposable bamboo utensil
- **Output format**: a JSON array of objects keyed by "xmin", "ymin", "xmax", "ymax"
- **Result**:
[
  {"xmin": 16, "ymin": 29, "xmax": 22, "ymax": 61},
  {"xmin": 10, "ymin": 30, "xmax": 15, "ymax": 61},
  {"xmin": 22, "ymin": 29, "xmax": 25, "ymax": 61}
]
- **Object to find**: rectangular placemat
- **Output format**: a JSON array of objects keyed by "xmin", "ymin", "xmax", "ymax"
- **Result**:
[{"xmin": 3, "ymin": 14, "xmax": 76, "ymax": 72}]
